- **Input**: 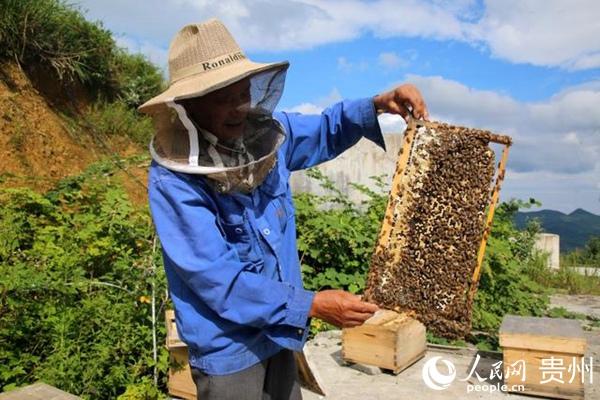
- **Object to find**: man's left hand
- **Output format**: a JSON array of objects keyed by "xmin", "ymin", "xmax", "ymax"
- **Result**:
[{"xmin": 373, "ymin": 84, "xmax": 429, "ymax": 122}]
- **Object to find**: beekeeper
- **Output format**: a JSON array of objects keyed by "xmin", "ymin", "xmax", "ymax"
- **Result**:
[{"xmin": 140, "ymin": 18, "xmax": 428, "ymax": 400}]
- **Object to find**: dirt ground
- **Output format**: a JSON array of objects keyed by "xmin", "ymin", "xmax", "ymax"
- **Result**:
[
  {"xmin": 300, "ymin": 294, "xmax": 600, "ymax": 400},
  {"xmin": 0, "ymin": 61, "xmax": 148, "ymax": 205},
  {"xmin": 550, "ymin": 294, "xmax": 600, "ymax": 364}
]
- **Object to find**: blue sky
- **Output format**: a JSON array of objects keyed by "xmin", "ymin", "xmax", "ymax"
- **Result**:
[
  {"xmin": 255, "ymin": 35, "xmax": 600, "ymax": 108},
  {"xmin": 77, "ymin": 0, "xmax": 600, "ymax": 214}
]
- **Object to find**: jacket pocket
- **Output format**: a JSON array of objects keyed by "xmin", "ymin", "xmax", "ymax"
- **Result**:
[{"xmin": 219, "ymin": 221, "xmax": 259, "ymax": 262}]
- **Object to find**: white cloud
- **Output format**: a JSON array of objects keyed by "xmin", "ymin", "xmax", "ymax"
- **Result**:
[
  {"xmin": 285, "ymin": 102, "xmax": 323, "ymax": 114},
  {"xmin": 77, "ymin": 0, "xmax": 600, "ymax": 70},
  {"xmin": 115, "ymin": 36, "xmax": 169, "ymax": 71},
  {"xmin": 290, "ymin": 78, "xmax": 600, "ymax": 176},
  {"xmin": 320, "ymin": 87, "xmax": 343, "ymax": 105},
  {"xmin": 283, "ymin": 88, "xmax": 343, "ymax": 113},
  {"xmin": 337, "ymin": 57, "xmax": 369, "ymax": 72},
  {"xmin": 562, "ymin": 132, "xmax": 580, "ymax": 145},
  {"xmin": 395, "ymin": 75, "xmax": 600, "ymax": 188},
  {"xmin": 288, "ymin": 78, "xmax": 600, "ymax": 212},
  {"xmin": 473, "ymin": 0, "xmax": 600, "ymax": 69},
  {"xmin": 569, "ymin": 53, "xmax": 600, "ymax": 71},
  {"xmin": 501, "ymin": 168, "xmax": 600, "ymax": 213},
  {"xmin": 378, "ymin": 52, "xmax": 409, "ymax": 70},
  {"xmin": 283, "ymin": 76, "xmax": 598, "ymax": 211},
  {"xmin": 337, "ymin": 57, "xmax": 352, "ymax": 72},
  {"xmin": 76, "ymin": 0, "xmax": 192, "ymax": 44}
]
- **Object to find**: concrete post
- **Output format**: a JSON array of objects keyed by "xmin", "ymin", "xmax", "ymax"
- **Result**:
[{"xmin": 534, "ymin": 233, "xmax": 560, "ymax": 270}]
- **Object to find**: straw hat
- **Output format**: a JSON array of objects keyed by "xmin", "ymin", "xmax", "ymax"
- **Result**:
[{"xmin": 138, "ymin": 18, "xmax": 289, "ymax": 114}]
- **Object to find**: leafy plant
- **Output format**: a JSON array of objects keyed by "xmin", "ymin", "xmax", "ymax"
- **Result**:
[
  {"xmin": 473, "ymin": 200, "xmax": 549, "ymax": 334},
  {"xmin": 0, "ymin": 160, "xmax": 169, "ymax": 398},
  {"xmin": 546, "ymin": 307, "xmax": 587, "ymax": 320},
  {"xmin": 294, "ymin": 169, "xmax": 387, "ymax": 295},
  {"xmin": 295, "ymin": 171, "xmax": 550, "ymax": 344},
  {"xmin": 562, "ymin": 235, "xmax": 600, "ymax": 267},
  {"xmin": 112, "ymin": 51, "xmax": 165, "ymax": 109},
  {"xmin": 79, "ymin": 100, "xmax": 155, "ymax": 146},
  {"xmin": 0, "ymin": 0, "xmax": 114, "ymax": 86},
  {"xmin": 0, "ymin": 0, "xmax": 164, "ymax": 105}
]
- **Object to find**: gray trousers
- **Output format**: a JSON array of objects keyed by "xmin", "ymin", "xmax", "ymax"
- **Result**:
[{"xmin": 191, "ymin": 350, "xmax": 302, "ymax": 400}]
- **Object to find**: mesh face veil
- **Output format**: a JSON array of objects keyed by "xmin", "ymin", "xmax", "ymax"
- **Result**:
[{"xmin": 148, "ymin": 67, "xmax": 288, "ymax": 193}]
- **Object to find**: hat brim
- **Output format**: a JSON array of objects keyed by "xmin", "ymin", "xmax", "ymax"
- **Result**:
[{"xmin": 138, "ymin": 59, "xmax": 289, "ymax": 114}]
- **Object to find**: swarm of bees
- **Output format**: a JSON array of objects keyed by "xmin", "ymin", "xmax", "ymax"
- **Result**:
[{"xmin": 365, "ymin": 121, "xmax": 511, "ymax": 338}]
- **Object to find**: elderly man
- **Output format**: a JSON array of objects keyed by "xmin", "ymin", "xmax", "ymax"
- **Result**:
[{"xmin": 139, "ymin": 18, "xmax": 428, "ymax": 400}]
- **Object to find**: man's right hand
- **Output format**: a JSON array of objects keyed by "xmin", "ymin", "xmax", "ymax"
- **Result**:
[{"xmin": 309, "ymin": 289, "xmax": 379, "ymax": 328}]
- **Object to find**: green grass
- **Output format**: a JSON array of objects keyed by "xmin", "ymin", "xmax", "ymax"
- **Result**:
[
  {"xmin": 545, "ymin": 307, "xmax": 587, "ymax": 320},
  {"xmin": 524, "ymin": 252, "xmax": 600, "ymax": 295},
  {"xmin": 0, "ymin": 0, "xmax": 114, "ymax": 85},
  {"xmin": 80, "ymin": 101, "xmax": 155, "ymax": 146},
  {"xmin": 0, "ymin": 0, "xmax": 164, "ymax": 107},
  {"xmin": 426, "ymin": 332, "xmax": 468, "ymax": 348}
]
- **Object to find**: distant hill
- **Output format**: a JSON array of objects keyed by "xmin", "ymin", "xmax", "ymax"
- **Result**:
[{"xmin": 514, "ymin": 209, "xmax": 600, "ymax": 252}]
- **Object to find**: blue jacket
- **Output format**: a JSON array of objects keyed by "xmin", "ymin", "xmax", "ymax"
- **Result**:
[{"xmin": 148, "ymin": 98, "xmax": 385, "ymax": 375}]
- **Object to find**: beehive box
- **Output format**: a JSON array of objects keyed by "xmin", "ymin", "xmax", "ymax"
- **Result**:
[
  {"xmin": 342, "ymin": 310, "xmax": 426, "ymax": 373},
  {"xmin": 165, "ymin": 310, "xmax": 196, "ymax": 400},
  {"xmin": 0, "ymin": 383, "xmax": 81, "ymax": 400},
  {"xmin": 499, "ymin": 315, "xmax": 587, "ymax": 400},
  {"xmin": 364, "ymin": 119, "xmax": 512, "ymax": 338},
  {"xmin": 165, "ymin": 310, "xmax": 327, "ymax": 397}
]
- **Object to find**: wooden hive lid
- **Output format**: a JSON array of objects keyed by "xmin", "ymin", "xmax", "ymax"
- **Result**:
[
  {"xmin": 499, "ymin": 315, "xmax": 586, "ymax": 354},
  {"xmin": 0, "ymin": 382, "xmax": 81, "ymax": 400}
]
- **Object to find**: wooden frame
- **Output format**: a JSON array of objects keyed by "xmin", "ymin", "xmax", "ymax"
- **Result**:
[{"xmin": 365, "ymin": 117, "xmax": 512, "ymax": 332}]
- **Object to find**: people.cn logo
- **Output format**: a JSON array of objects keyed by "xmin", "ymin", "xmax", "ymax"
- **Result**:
[{"xmin": 422, "ymin": 356, "xmax": 457, "ymax": 390}]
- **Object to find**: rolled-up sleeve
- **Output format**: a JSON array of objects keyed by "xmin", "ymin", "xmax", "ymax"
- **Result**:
[
  {"xmin": 149, "ymin": 176, "xmax": 315, "ymax": 330},
  {"xmin": 276, "ymin": 98, "xmax": 386, "ymax": 171}
]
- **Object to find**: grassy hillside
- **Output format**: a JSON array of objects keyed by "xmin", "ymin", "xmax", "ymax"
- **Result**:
[
  {"xmin": 0, "ymin": 0, "xmax": 164, "ymax": 107},
  {"xmin": 0, "ymin": 2, "xmax": 171, "ymax": 398},
  {"xmin": 515, "ymin": 209, "xmax": 600, "ymax": 252},
  {"xmin": 0, "ymin": 0, "xmax": 164, "ymax": 204}
]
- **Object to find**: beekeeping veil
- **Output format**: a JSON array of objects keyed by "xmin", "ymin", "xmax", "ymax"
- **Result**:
[{"xmin": 139, "ymin": 19, "xmax": 289, "ymax": 193}]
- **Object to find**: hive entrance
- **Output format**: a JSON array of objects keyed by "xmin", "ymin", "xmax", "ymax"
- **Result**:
[{"xmin": 364, "ymin": 118, "xmax": 511, "ymax": 338}]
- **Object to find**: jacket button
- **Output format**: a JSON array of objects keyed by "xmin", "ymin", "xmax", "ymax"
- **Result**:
[
  {"xmin": 263, "ymin": 228, "xmax": 271, "ymax": 235},
  {"xmin": 235, "ymin": 228, "xmax": 243, "ymax": 234},
  {"xmin": 297, "ymin": 328, "xmax": 304, "ymax": 336}
]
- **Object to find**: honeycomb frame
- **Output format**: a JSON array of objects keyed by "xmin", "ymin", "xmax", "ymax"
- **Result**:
[{"xmin": 364, "ymin": 118, "xmax": 512, "ymax": 338}]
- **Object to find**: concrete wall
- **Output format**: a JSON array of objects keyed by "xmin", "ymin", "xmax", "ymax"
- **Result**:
[
  {"xmin": 570, "ymin": 266, "xmax": 600, "ymax": 276},
  {"xmin": 290, "ymin": 134, "xmax": 404, "ymax": 202},
  {"xmin": 534, "ymin": 233, "xmax": 561, "ymax": 270}
]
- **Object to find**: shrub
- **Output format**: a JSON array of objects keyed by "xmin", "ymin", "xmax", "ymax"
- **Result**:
[
  {"xmin": 0, "ymin": 0, "xmax": 114, "ymax": 87},
  {"xmin": 112, "ymin": 50, "xmax": 165, "ymax": 109},
  {"xmin": 472, "ymin": 201, "xmax": 549, "ymax": 334},
  {"xmin": 294, "ymin": 169, "xmax": 387, "ymax": 295},
  {"xmin": 0, "ymin": 0, "xmax": 164, "ymax": 106},
  {"xmin": 562, "ymin": 235, "xmax": 600, "ymax": 267},
  {"xmin": 0, "ymin": 160, "xmax": 169, "ymax": 398},
  {"xmin": 295, "ymin": 171, "xmax": 549, "ymax": 340},
  {"xmin": 80, "ymin": 101, "xmax": 155, "ymax": 146}
]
